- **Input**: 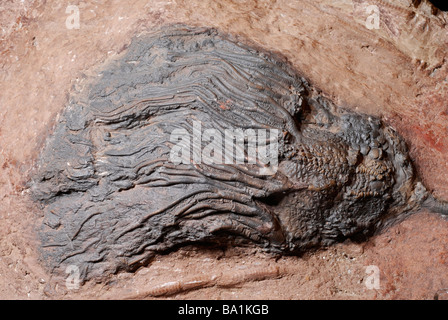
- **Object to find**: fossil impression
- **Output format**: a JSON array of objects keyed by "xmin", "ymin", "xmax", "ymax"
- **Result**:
[{"xmin": 31, "ymin": 25, "xmax": 448, "ymax": 281}]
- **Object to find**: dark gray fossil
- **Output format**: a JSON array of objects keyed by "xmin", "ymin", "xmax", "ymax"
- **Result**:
[{"xmin": 31, "ymin": 25, "xmax": 448, "ymax": 281}]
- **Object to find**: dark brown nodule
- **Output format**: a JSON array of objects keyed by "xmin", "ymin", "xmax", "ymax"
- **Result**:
[{"xmin": 30, "ymin": 24, "xmax": 446, "ymax": 281}]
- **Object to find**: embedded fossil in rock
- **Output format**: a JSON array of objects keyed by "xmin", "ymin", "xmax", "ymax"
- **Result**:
[
  {"xmin": 30, "ymin": 25, "xmax": 448, "ymax": 282},
  {"xmin": 126, "ymin": 264, "xmax": 284, "ymax": 299}
]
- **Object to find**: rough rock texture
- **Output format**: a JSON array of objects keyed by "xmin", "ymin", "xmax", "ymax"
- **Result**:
[
  {"xmin": 31, "ymin": 25, "xmax": 447, "ymax": 282},
  {"xmin": 0, "ymin": 0, "xmax": 447, "ymax": 299}
]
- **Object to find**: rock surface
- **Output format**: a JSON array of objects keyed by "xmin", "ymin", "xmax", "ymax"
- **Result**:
[{"xmin": 0, "ymin": 0, "xmax": 447, "ymax": 299}]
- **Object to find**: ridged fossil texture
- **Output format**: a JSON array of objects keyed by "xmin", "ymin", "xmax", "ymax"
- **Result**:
[{"xmin": 30, "ymin": 25, "xmax": 447, "ymax": 281}]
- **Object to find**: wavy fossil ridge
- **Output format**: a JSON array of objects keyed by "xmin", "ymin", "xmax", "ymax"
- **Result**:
[{"xmin": 31, "ymin": 25, "xmax": 438, "ymax": 281}]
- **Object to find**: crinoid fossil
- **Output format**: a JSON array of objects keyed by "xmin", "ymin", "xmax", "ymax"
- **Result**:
[{"xmin": 31, "ymin": 25, "xmax": 448, "ymax": 281}]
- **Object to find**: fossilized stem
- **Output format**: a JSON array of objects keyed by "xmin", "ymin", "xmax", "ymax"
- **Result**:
[{"xmin": 422, "ymin": 194, "xmax": 448, "ymax": 215}]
